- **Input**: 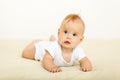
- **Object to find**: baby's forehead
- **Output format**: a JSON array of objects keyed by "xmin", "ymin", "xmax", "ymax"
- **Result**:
[
  {"xmin": 63, "ymin": 20, "xmax": 84, "ymax": 29},
  {"xmin": 61, "ymin": 25, "xmax": 82, "ymax": 34}
]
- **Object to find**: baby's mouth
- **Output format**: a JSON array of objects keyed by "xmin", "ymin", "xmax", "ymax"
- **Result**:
[{"xmin": 64, "ymin": 41, "xmax": 71, "ymax": 44}]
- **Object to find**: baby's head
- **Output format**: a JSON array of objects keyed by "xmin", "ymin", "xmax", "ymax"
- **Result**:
[{"xmin": 58, "ymin": 14, "xmax": 85, "ymax": 49}]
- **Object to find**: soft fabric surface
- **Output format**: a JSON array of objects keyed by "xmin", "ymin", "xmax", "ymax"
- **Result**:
[{"xmin": 0, "ymin": 39, "xmax": 120, "ymax": 80}]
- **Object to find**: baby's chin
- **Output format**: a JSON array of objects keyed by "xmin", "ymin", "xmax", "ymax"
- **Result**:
[{"xmin": 61, "ymin": 44, "xmax": 74, "ymax": 49}]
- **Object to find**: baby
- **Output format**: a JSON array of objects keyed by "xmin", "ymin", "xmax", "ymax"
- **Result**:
[{"xmin": 22, "ymin": 14, "xmax": 92, "ymax": 73}]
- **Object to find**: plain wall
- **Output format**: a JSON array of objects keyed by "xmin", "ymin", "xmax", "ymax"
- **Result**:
[{"xmin": 0, "ymin": 0, "xmax": 120, "ymax": 39}]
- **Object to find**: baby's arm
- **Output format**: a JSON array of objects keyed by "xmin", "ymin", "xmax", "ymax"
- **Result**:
[
  {"xmin": 79, "ymin": 57, "xmax": 92, "ymax": 72},
  {"xmin": 42, "ymin": 51, "xmax": 62, "ymax": 73}
]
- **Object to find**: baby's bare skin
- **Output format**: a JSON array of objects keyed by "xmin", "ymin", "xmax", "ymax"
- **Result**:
[
  {"xmin": 43, "ymin": 36, "xmax": 92, "ymax": 73},
  {"xmin": 22, "ymin": 14, "xmax": 93, "ymax": 73}
]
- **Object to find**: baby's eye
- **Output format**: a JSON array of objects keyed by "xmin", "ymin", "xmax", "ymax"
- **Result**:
[
  {"xmin": 73, "ymin": 33, "xmax": 77, "ymax": 36},
  {"xmin": 64, "ymin": 30, "xmax": 68, "ymax": 34}
]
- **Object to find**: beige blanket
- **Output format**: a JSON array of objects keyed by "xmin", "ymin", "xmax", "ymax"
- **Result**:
[{"xmin": 0, "ymin": 39, "xmax": 120, "ymax": 80}]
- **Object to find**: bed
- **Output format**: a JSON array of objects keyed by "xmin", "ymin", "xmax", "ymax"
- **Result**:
[{"xmin": 0, "ymin": 39, "xmax": 120, "ymax": 80}]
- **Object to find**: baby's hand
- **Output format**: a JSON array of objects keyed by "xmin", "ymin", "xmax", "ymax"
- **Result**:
[
  {"xmin": 48, "ymin": 66, "xmax": 62, "ymax": 73},
  {"xmin": 80, "ymin": 57, "xmax": 92, "ymax": 72}
]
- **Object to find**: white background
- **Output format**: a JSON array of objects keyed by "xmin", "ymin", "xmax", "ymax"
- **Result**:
[{"xmin": 0, "ymin": 0, "xmax": 120, "ymax": 39}]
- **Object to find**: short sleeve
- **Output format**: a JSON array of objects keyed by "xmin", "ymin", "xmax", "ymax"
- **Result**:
[
  {"xmin": 74, "ymin": 46, "xmax": 86, "ymax": 61},
  {"xmin": 44, "ymin": 41, "xmax": 57, "ymax": 59}
]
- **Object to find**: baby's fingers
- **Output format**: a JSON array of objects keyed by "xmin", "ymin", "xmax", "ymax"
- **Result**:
[
  {"xmin": 80, "ymin": 67, "xmax": 92, "ymax": 72},
  {"xmin": 56, "ymin": 67, "xmax": 62, "ymax": 72},
  {"xmin": 49, "ymin": 67, "xmax": 62, "ymax": 73}
]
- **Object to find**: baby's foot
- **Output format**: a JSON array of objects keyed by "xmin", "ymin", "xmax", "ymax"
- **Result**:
[{"xmin": 49, "ymin": 35, "xmax": 56, "ymax": 41}]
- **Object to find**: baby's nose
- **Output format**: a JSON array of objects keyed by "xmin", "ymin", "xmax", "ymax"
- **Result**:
[{"xmin": 66, "ymin": 33, "xmax": 72, "ymax": 39}]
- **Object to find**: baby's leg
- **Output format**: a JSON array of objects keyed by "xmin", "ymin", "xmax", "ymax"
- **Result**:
[
  {"xmin": 22, "ymin": 40, "xmax": 41, "ymax": 60},
  {"xmin": 22, "ymin": 35, "xmax": 55, "ymax": 60}
]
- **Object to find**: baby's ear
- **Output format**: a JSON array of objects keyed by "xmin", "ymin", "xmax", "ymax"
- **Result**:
[{"xmin": 80, "ymin": 36, "xmax": 84, "ymax": 42}]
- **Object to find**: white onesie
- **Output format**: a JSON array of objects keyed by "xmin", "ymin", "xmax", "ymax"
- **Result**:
[{"xmin": 35, "ymin": 41, "xmax": 86, "ymax": 67}]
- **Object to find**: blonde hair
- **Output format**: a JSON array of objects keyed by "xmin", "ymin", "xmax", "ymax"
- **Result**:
[{"xmin": 60, "ymin": 14, "xmax": 85, "ymax": 36}]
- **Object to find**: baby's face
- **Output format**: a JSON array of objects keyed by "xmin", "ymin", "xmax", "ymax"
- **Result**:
[{"xmin": 58, "ymin": 19, "xmax": 84, "ymax": 49}]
